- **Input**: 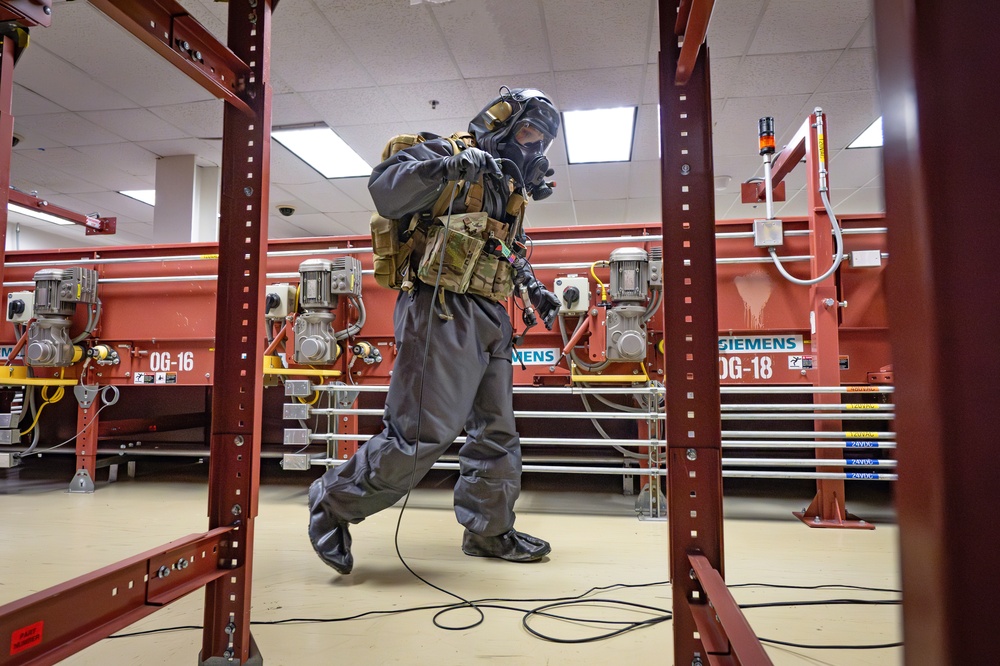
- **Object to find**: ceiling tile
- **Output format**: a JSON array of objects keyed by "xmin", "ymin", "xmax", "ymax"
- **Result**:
[
  {"xmin": 707, "ymin": 0, "xmax": 767, "ymax": 59},
  {"xmin": 270, "ymin": 3, "xmax": 373, "ymax": 92},
  {"xmin": 748, "ymin": 0, "xmax": 871, "ymax": 55},
  {"xmin": 269, "ymin": 144, "xmax": 331, "ymax": 186},
  {"xmin": 301, "ymin": 88, "xmax": 402, "ymax": 127},
  {"xmin": 281, "ymin": 181, "xmax": 369, "ymax": 214},
  {"xmin": 831, "ymin": 186, "xmax": 884, "ymax": 214},
  {"xmin": 137, "ymin": 139, "xmax": 222, "ymax": 166},
  {"xmin": 829, "ymin": 147, "xmax": 883, "ymax": 188},
  {"xmin": 70, "ymin": 191, "xmax": 155, "ymax": 224},
  {"xmin": 13, "ymin": 46, "xmax": 137, "ymax": 112},
  {"xmin": 573, "ymin": 198, "xmax": 628, "ymax": 226},
  {"xmin": 544, "ymin": 0, "xmax": 652, "ymax": 71},
  {"xmin": 381, "ymin": 81, "xmax": 479, "ymax": 123},
  {"xmin": 727, "ymin": 52, "xmax": 841, "ymax": 98},
  {"xmin": 333, "ymin": 178, "xmax": 375, "ymax": 211},
  {"xmin": 78, "ymin": 109, "xmax": 189, "ymax": 143},
  {"xmin": 523, "ymin": 200, "xmax": 577, "ymax": 229},
  {"xmin": 553, "ymin": 66, "xmax": 645, "ymax": 110},
  {"xmin": 820, "ymin": 48, "xmax": 876, "ymax": 93},
  {"xmin": 432, "ymin": 0, "xmax": 551, "ymax": 78},
  {"xmin": 711, "ymin": 94, "xmax": 812, "ymax": 157},
  {"xmin": 626, "ymin": 197, "xmax": 661, "ymax": 225},
  {"xmin": 314, "ymin": 0, "xmax": 459, "ymax": 86},
  {"xmin": 15, "ymin": 113, "xmax": 127, "ymax": 147},
  {"xmin": 11, "ymin": 154, "xmax": 99, "ymax": 195},
  {"xmin": 148, "ymin": 100, "xmax": 225, "ymax": 140},
  {"xmin": 466, "ymin": 74, "xmax": 558, "ymax": 109},
  {"xmin": 806, "ymin": 89, "xmax": 880, "ymax": 150},
  {"xmin": 567, "ymin": 163, "xmax": 631, "ymax": 201},
  {"xmin": 632, "ymin": 105, "xmax": 660, "ymax": 162},
  {"xmin": 628, "ymin": 160, "xmax": 661, "ymax": 199},
  {"xmin": 328, "ymin": 210, "xmax": 375, "ymax": 236},
  {"xmin": 715, "ymin": 193, "xmax": 744, "ymax": 220},
  {"xmin": 75, "ymin": 143, "xmax": 159, "ymax": 179},
  {"xmin": 272, "ymin": 94, "xmax": 327, "ymax": 128},
  {"xmin": 12, "ymin": 85, "xmax": 65, "ymax": 116}
]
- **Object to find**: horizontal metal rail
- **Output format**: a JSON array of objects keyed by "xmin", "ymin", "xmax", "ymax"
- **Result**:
[
  {"xmin": 721, "ymin": 385, "xmax": 894, "ymax": 394},
  {"xmin": 307, "ymin": 407, "xmax": 665, "ymax": 420},
  {"xmin": 723, "ymin": 429, "xmax": 896, "ymax": 438},
  {"xmin": 724, "ymin": 458, "xmax": 896, "ymax": 468},
  {"xmin": 724, "ymin": 470, "xmax": 897, "ymax": 481},
  {"xmin": 720, "ymin": 412, "xmax": 892, "ymax": 420},
  {"xmin": 722, "ymin": 439, "xmax": 896, "ymax": 449},
  {"xmin": 721, "ymin": 403, "xmax": 895, "ymax": 412}
]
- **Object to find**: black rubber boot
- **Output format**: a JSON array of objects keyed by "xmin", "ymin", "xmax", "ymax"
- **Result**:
[
  {"xmin": 462, "ymin": 529, "xmax": 551, "ymax": 562},
  {"xmin": 307, "ymin": 479, "xmax": 353, "ymax": 574}
]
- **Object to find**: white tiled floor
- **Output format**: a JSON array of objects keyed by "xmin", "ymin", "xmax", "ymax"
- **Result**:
[{"xmin": 1, "ymin": 465, "xmax": 902, "ymax": 665}]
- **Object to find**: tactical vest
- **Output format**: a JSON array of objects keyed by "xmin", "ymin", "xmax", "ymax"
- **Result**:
[{"xmin": 369, "ymin": 132, "xmax": 526, "ymax": 303}]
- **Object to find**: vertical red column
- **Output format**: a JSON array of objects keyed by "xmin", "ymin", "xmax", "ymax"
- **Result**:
[
  {"xmin": 0, "ymin": 34, "xmax": 15, "ymax": 285},
  {"xmin": 659, "ymin": 2, "xmax": 724, "ymax": 663},
  {"xmin": 793, "ymin": 114, "xmax": 869, "ymax": 528},
  {"xmin": 199, "ymin": 1, "xmax": 272, "ymax": 664},
  {"xmin": 876, "ymin": 0, "xmax": 1000, "ymax": 662}
]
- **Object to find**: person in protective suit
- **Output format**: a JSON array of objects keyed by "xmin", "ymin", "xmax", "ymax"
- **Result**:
[{"xmin": 307, "ymin": 88, "xmax": 563, "ymax": 574}]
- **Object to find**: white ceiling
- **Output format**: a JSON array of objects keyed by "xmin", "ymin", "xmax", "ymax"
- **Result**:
[{"xmin": 7, "ymin": 0, "xmax": 882, "ymax": 247}]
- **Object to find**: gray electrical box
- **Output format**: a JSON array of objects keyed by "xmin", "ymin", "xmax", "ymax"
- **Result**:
[
  {"xmin": 284, "ymin": 379, "xmax": 313, "ymax": 397},
  {"xmin": 6, "ymin": 291, "xmax": 34, "ymax": 323},
  {"xmin": 283, "ymin": 403, "xmax": 310, "ymax": 420},
  {"xmin": 264, "ymin": 283, "xmax": 297, "ymax": 319},
  {"xmin": 281, "ymin": 453, "xmax": 312, "ymax": 471},
  {"xmin": 753, "ymin": 218, "xmax": 784, "ymax": 248}
]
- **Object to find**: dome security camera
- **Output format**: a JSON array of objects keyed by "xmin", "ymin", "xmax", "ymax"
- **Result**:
[{"xmin": 277, "ymin": 205, "xmax": 296, "ymax": 217}]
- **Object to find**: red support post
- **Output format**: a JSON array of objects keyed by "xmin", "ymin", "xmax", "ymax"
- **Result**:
[
  {"xmin": 198, "ymin": 1, "xmax": 273, "ymax": 663},
  {"xmin": 876, "ymin": 0, "xmax": 1000, "ymax": 661},
  {"xmin": 792, "ymin": 112, "xmax": 871, "ymax": 530}
]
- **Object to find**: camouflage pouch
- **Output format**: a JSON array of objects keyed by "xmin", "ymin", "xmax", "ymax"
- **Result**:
[
  {"xmin": 370, "ymin": 214, "xmax": 414, "ymax": 290},
  {"xmin": 466, "ymin": 216, "xmax": 514, "ymax": 301},
  {"xmin": 417, "ymin": 223, "xmax": 484, "ymax": 294}
]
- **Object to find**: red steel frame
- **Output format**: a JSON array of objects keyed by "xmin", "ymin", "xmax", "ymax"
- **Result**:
[
  {"xmin": 749, "ymin": 113, "xmax": 872, "ymax": 529},
  {"xmin": 875, "ymin": 0, "xmax": 998, "ymax": 662},
  {"xmin": 7, "ymin": 189, "xmax": 117, "ymax": 235},
  {"xmin": 0, "ymin": 2, "xmax": 274, "ymax": 664},
  {"xmin": 661, "ymin": 0, "xmax": 771, "ymax": 663}
]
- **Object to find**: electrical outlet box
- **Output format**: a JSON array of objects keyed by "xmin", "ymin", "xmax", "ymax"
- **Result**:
[
  {"xmin": 283, "ymin": 403, "xmax": 310, "ymax": 420},
  {"xmin": 849, "ymin": 250, "xmax": 882, "ymax": 268},
  {"xmin": 284, "ymin": 379, "xmax": 313, "ymax": 397},
  {"xmin": 264, "ymin": 283, "xmax": 296, "ymax": 319},
  {"xmin": 0, "ymin": 451, "xmax": 20, "ymax": 468},
  {"xmin": 753, "ymin": 218, "xmax": 784, "ymax": 248},
  {"xmin": 283, "ymin": 428, "xmax": 310, "ymax": 446},
  {"xmin": 553, "ymin": 276, "xmax": 590, "ymax": 314},
  {"xmin": 281, "ymin": 453, "xmax": 312, "ymax": 471},
  {"xmin": 6, "ymin": 291, "xmax": 34, "ymax": 323}
]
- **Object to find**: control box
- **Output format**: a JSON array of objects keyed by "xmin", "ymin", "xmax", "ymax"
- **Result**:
[
  {"xmin": 264, "ymin": 283, "xmax": 297, "ymax": 319},
  {"xmin": 553, "ymin": 276, "xmax": 590, "ymax": 314},
  {"xmin": 6, "ymin": 291, "xmax": 34, "ymax": 323},
  {"xmin": 753, "ymin": 218, "xmax": 784, "ymax": 248}
]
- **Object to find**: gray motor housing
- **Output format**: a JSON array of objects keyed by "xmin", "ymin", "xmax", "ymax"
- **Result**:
[
  {"xmin": 293, "ymin": 311, "xmax": 339, "ymax": 365},
  {"xmin": 606, "ymin": 304, "xmax": 647, "ymax": 362}
]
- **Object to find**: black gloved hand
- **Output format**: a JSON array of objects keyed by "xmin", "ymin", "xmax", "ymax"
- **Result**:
[
  {"xmin": 443, "ymin": 147, "xmax": 502, "ymax": 182},
  {"xmin": 513, "ymin": 257, "xmax": 561, "ymax": 330}
]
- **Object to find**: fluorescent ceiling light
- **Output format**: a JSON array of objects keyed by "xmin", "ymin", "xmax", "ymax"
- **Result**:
[
  {"xmin": 7, "ymin": 203, "xmax": 74, "ymax": 226},
  {"xmin": 119, "ymin": 189, "xmax": 156, "ymax": 206},
  {"xmin": 563, "ymin": 107, "xmax": 636, "ymax": 164},
  {"xmin": 272, "ymin": 126, "xmax": 372, "ymax": 178},
  {"xmin": 848, "ymin": 116, "xmax": 883, "ymax": 149}
]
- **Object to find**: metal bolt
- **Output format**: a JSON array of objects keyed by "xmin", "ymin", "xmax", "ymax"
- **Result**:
[
  {"xmin": 680, "ymin": 164, "xmax": 691, "ymax": 175},
  {"xmin": 232, "ymin": 504, "xmax": 242, "ymax": 516},
  {"xmin": 686, "ymin": 448, "xmax": 697, "ymax": 461},
  {"xmin": 157, "ymin": 565, "xmax": 171, "ymax": 578},
  {"xmin": 44, "ymin": 6, "xmax": 51, "ymax": 14},
  {"xmin": 179, "ymin": 40, "xmax": 190, "ymax": 51},
  {"xmin": 175, "ymin": 557, "xmax": 189, "ymax": 570},
  {"xmin": 249, "ymin": 0, "xmax": 258, "ymax": 6},
  {"xmin": 225, "ymin": 622, "xmax": 237, "ymax": 635},
  {"xmin": 193, "ymin": 51, "xmax": 203, "ymax": 62},
  {"xmin": 223, "ymin": 649, "xmax": 234, "ymax": 659},
  {"xmin": 248, "ymin": 11, "xmax": 257, "ymax": 24},
  {"xmin": 234, "ymin": 435, "xmax": 244, "ymax": 446},
  {"xmin": 689, "ymin": 568, "xmax": 696, "ymax": 580},
  {"xmin": 244, "ymin": 186, "xmax": 253, "ymax": 196},
  {"xmin": 823, "ymin": 298, "xmax": 835, "ymax": 308}
]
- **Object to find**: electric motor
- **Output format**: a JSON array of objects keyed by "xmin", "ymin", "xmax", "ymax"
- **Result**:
[
  {"xmin": 292, "ymin": 258, "xmax": 362, "ymax": 365},
  {"xmin": 27, "ymin": 267, "xmax": 99, "ymax": 367},
  {"xmin": 608, "ymin": 247, "xmax": 649, "ymax": 303}
]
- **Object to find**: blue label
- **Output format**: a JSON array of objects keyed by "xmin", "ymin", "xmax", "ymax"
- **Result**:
[
  {"xmin": 845, "ymin": 441, "xmax": 880, "ymax": 448},
  {"xmin": 512, "ymin": 348, "xmax": 559, "ymax": 366},
  {"xmin": 718, "ymin": 335, "xmax": 804, "ymax": 354},
  {"xmin": 846, "ymin": 472, "xmax": 879, "ymax": 480}
]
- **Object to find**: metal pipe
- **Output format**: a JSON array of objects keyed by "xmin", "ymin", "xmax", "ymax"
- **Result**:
[
  {"xmin": 723, "ymin": 470, "xmax": 897, "ymax": 481},
  {"xmin": 723, "ymin": 429, "xmax": 896, "ymax": 438},
  {"xmin": 308, "ymin": 458, "xmax": 669, "ymax": 476},
  {"xmin": 721, "ymin": 386, "xmax": 894, "ymax": 394},
  {"xmin": 720, "ymin": 412, "xmax": 892, "ymax": 420},
  {"xmin": 721, "ymin": 403, "xmax": 895, "ymax": 412},
  {"xmin": 716, "ymin": 227, "xmax": 889, "ymax": 240},
  {"xmin": 723, "ymin": 458, "xmax": 896, "ymax": 467},
  {"xmin": 722, "ymin": 439, "xmax": 896, "ymax": 449},
  {"xmin": 307, "ymin": 432, "xmax": 665, "ymax": 448},
  {"xmin": 307, "ymin": 407, "xmax": 666, "ymax": 420}
]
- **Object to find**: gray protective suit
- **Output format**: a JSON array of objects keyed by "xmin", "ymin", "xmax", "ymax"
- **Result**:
[{"xmin": 312, "ymin": 138, "xmax": 523, "ymax": 537}]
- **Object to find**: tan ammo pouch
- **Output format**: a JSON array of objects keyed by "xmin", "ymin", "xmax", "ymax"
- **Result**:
[
  {"xmin": 416, "ymin": 212, "xmax": 514, "ymax": 302},
  {"xmin": 370, "ymin": 214, "xmax": 415, "ymax": 291},
  {"xmin": 417, "ymin": 216, "xmax": 485, "ymax": 294}
]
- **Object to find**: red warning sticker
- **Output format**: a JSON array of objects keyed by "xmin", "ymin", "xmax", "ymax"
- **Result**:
[{"xmin": 10, "ymin": 620, "xmax": 43, "ymax": 655}]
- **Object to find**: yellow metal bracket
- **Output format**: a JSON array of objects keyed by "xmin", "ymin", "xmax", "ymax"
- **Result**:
[
  {"xmin": 262, "ymin": 355, "xmax": 341, "ymax": 378},
  {"xmin": 0, "ymin": 366, "xmax": 78, "ymax": 386}
]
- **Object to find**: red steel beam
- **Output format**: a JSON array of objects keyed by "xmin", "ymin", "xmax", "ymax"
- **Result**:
[
  {"xmin": 0, "ymin": 0, "xmax": 52, "ymax": 28},
  {"xmin": 199, "ymin": 1, "xmax": 274, "ymax": 662},
  {"xmin": 0, "ymin": 527, "xmax": 234, "ymax": 666},
  {"xmin": 7, "ymin": 189, "xmax": 117, "ymax": 235},
  {"xmin": 690, "ymin": 554, "xmax": 773, "ymax": 665},
  {"xmin": 876, "ymin": 0, "xmax": 1000, "ymax": 662},
  {"xmin": 86, "ymin": 0, "xmax": 254, "ymax": 116},
  {"xmin": 0, "ymin": 32, "xmax": 15, "ymax": 297},
  {"xmin": 674, "ymin": 0, "xmax": 715, "ymax": 86}
]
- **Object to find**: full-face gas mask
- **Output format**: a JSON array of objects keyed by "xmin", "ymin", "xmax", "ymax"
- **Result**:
[{"xmin": 469, "ymin": 88, "xmax": 560, "ymax": 200}]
